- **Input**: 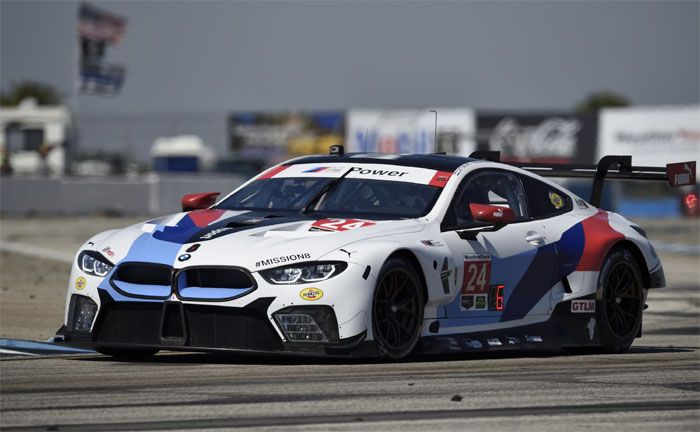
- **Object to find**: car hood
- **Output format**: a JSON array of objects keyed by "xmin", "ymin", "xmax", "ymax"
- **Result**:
[{"xmin": 92, "ymin": 209, "xmax": 425, "ymax": 271}]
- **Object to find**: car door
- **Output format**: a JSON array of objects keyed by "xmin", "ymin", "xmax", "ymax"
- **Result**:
[
  {"xmin": 515, "ymin": 173, "xmax": 577, "ymax": 310},
  {"xmin": 441, "ymin": 169, "xmax": 558, "ymax": 324}
]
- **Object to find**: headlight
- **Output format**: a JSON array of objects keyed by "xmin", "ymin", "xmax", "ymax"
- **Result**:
[
  {"xmin": 78, "ymin": 251, "xmax": 114, "ymax": 277},
  {"xmin": 260, "ymin": 262, "xmax": 347, "ymax": 285}
]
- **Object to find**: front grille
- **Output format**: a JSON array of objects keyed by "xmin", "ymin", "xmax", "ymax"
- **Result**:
[
  {"xmin": 176, "ymin": 267, "xmax": 256, "ymax": 301},
  {"xmin": 109, "ymin": 263, "xmax": 256, "ymax": 301},
  {"xmin": 93, "ymin": 294, "xmax": 281, "ymax": 351},
  {"xmin": 161, "ymin": 302, "xmax": 185, "ymax": 340},
  {"xmin": 110, "ymin": 262, "xmax": 172, "ymax": 299},
  {"xmin": 186, "ymin": 304, "xmax": 280, "ymax": 350},
  {"xmin": 94, "ymin": 301, "xmax": 163, "ymax": 345},
  {"xmin": 114, "ymin": 263, "xmax": 171, "ymax": 285}
]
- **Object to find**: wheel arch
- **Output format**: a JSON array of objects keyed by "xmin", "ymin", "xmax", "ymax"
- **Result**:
[
  {"xmin": 387, "ymin": 249, "xmax": 429, "ymax": 304},
  {"xmin": 608, "ymin": 239, "xmax": 651, "ymax": 289}
]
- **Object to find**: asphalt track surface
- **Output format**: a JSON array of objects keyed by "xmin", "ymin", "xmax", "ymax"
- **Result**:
[
  {"xmin": 1, "ymin": 347, "xmax": 699, "ymax": 431},
  {"xmin": 2, "ymin": 288, "xmax": 699, "ymax": 432},
  {"xmin": 1, "ymin": 217, "xmax": 699, "ymax": 431}
]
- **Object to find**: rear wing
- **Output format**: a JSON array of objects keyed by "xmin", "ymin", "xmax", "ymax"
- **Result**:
[{"xmin": 468, "ymin": 151, "xmax": 697, "ymax": 207}]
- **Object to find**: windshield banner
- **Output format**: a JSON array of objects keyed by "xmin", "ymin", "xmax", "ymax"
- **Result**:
[{"xmin": 259, "ymin": 163, "xmax": 453, "ymax": 187}]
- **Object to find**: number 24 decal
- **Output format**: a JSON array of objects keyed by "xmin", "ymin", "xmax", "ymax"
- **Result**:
[
  {"xmin": 311, "ymin": 218, "xmax": 375, "ymax": 232},
  {"xmin": 461, "ymin": 255, "xmax": 491, "ymax": 294}
]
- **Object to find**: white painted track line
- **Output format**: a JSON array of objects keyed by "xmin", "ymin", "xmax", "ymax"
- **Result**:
[
  {"xmin": 0, "ymin": 241, "xmax": 74, "ymax": 263},
  {"xmin": 0, "ymin": 348, "xmax": 38, "ymax": 356}
]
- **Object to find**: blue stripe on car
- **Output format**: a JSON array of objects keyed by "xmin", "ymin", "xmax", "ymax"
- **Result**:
[
  {"xmin": 439, "ymin": 220, "xmax": 587, "ymax": 327},
  {"xmin": 97, "ymin": 232, "xmax": 183, "ymax": 302}
]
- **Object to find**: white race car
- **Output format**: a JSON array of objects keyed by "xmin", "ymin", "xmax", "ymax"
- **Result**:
[{"xmin": 56, "ymin": 148, "xmax": 696, "ymax": 359}]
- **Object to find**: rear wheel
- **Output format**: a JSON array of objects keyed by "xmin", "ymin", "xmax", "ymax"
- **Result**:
[
  {"xmin": 97, "ymin": 348, "xmax": 159, "ymax": 359},
  {"xmin": 597, "ymin": 247, "xmax": 644, "ymax": 353},
  {"xmin": 372, "ymin": 258, "xmax": 425, "ymax": 359}
]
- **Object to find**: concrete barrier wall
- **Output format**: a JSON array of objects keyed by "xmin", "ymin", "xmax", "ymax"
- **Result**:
[
  {"xmin": 0, "ymin": 175, "xmax": 246, "ymax": 216},
  {"xmin": 153, "ymin": 175, "xmax": 245, "ymax": 214},
  {"xmin": 0, "ymin": 177, "xmax": 64, "ymax": 215}
]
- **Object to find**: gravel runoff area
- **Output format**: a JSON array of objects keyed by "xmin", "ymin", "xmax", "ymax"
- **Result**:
[{"xmin": 1, "ymin": 216, "xmax": 144, "ymax": 341}]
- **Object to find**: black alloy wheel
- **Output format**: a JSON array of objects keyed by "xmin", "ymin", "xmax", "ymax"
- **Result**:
[
  {"xmin": 597, "ymin": 247, "xmax": 644, "ymax": 353},
  {"xmin": 372, "ymin": 258, "xmax": 425, "ymax": 359}
]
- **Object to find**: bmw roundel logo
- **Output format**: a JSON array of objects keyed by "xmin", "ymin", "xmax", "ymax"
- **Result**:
[{"xmin": 178, "ymin": 253, "xmax": 191, "ymax": 262}]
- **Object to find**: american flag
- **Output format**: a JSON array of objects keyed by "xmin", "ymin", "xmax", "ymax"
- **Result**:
[{"xmin": 77, "ymin": 2, "xmax": 127, "ymax": 45}]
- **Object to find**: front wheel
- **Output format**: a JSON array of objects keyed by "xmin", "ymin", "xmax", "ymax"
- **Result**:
[
  {"xmin": 372, "ymin": 257, "xmax": 425, "ymax": 359},
  {"xmin": 596, "ymin": 247, "xmax": 644, "ymax": 353}
]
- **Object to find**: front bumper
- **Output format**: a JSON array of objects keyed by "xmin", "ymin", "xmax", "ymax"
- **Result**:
[{"xmin": 57, "ymin": 291, "xmax": 375, "ymax": 357}]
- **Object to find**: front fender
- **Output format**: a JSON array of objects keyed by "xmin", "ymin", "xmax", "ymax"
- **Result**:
[{"xmin": 319, "ymin": 234, "xmax": 456, "ymax": 321}]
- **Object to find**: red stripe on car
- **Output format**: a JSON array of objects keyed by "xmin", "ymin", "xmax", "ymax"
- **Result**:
[
  {"xmin": 188, "ymin": 209, "xmax": 226, "ymax": 228},
  {"xmin": 258, "ymin": 165, "xmax": 289, "ymax": 179},
  {"xmin": 428, "ymin": 171, "xmax": 452, "ymax": 187},
  {"xmin": 576, "ymin": 210, "xmax": 625, "ymax": 271}
]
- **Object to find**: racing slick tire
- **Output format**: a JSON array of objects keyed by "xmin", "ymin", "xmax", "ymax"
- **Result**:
[
  {"xmin": 596, "ymin": 246, "xmax": 644, "ymax": 353},
  {"xmin": 371, "ymin": 257, "xmax": 425, "ymax": 359},
  {"xmin": 96, "ymin": 348, "xmax": 159, "ymax": 359}
]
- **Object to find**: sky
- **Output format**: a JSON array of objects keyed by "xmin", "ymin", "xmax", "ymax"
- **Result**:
[{"xmin": 2, "ymin": 0, "xmax": 699, "ymax": 116}]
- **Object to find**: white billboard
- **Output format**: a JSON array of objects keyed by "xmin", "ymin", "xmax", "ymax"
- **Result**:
[
  {"xmin": 598, "ymin": 106, "xmax": 700, "ymax": 166},
  {"xmin": 346, "ymin": 109, "xmax": 475, "ymax": 156}
]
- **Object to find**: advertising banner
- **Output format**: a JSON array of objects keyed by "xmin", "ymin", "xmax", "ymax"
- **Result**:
[
  {"xmin": 598, "ymin": 106, "xmax": 700, "ymax": 166},
  {"xmin": 475, "ymin": 113, "xmax": 598, "ymax": 163},
  {"xmin": 346, "ymin": 109, "xmax": 475, "ymax": 156},
  {"xmin": 228, "ymin": 112, "xmax": 344, "ymax": 163}
]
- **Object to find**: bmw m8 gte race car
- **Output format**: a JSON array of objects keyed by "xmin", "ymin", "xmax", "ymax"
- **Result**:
[{"xmin": 56, "ymin": 147, "xmax": 696, "ymax": 359}]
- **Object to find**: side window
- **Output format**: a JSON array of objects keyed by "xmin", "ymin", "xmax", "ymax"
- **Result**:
[
  {"xmin": 519, "ymin": 175, "xmax": 572, "ymax": 219},
  {"xmin": 451, "ymin": 171, "xmax": 529, "ymax": 228}
]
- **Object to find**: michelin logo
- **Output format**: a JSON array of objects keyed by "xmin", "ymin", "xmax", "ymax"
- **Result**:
[{"xmin": 255, "ymin": 253, "xmax": 311, "ymax": 268}]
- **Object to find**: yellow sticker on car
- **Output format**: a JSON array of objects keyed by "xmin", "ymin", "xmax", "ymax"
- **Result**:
[
  {"xmin": 299, "ymin": 287, "xmax": 323, "ymax": 301},
  {"xmin": 549, "ymin": 192, "xmax": 564, "ymax": 209},
  {"xmin": 75, "ymin": 277, "xmax": 87, "ymax": 290}
]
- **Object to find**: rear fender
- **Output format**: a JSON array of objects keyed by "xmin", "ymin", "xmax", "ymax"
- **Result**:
[{"xmin": 606, "ymin": 212, "xmax": 661, "ymax": 275}]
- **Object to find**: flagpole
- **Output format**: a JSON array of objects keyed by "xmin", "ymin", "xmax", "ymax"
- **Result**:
[{"xmin": 66, "ymin": 1, "xmax": 80, "ymax": 176}]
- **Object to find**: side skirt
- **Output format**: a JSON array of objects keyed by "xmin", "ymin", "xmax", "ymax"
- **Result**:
[{"xmin": 418, "ymin": 296, "xmax": 601, "ymax": 354}]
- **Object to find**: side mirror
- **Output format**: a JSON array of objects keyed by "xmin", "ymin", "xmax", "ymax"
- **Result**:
[
  {"xmin": 181, "ymin": 192, "xmax": 220, "ymax": 212},
  {"xmin": 469, "ymin": 203, "xmax": 515, "ymax": 224}
]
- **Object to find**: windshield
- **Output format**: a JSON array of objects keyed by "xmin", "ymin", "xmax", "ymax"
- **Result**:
[{"xmin": 216, "ymin": 177, "xmax": 442, "ymax": 218}]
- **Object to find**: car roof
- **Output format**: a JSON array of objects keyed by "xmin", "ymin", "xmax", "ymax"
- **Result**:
[{"xmin": 287, "ymin": 153, "xmax": 475, "ymax": 172}]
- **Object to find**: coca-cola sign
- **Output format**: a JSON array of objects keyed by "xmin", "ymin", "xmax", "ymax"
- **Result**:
[{"xmin": 476, "ymin": 113, "xmax": 598, "ymax": 163}]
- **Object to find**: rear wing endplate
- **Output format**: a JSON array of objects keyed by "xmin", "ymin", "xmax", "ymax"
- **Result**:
[{"xmin": 468, "ymin": 151, "xmax": 697, "ymax": 208}]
